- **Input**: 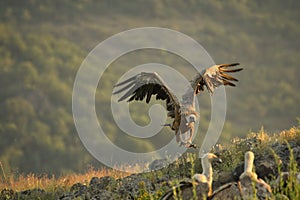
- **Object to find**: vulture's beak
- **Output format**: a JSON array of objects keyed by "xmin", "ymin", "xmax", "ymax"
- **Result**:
[{"xmin": 214, "ymin": 157, "xmax": 222, "ymax": 163}]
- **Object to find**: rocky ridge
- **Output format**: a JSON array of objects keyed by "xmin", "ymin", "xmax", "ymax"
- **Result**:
[{"xmin": 1, "ymin": 128, "xmax": 299, "ymax": 199}]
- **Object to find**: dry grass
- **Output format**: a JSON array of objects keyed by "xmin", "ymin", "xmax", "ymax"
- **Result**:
[{"xmin": 0, "ymin": 166, "xmax": 129, "ymax": 192}]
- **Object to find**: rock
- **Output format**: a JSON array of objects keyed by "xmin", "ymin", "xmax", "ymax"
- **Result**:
[
  {"xmin": 215, "ymin": 171, "xmax": 234, "ymax": 188},
  {"xmin": 58, "ymin": 193, "xmax": 75, "ymax": 200},
  {"xmin": 90, "ymin": 177, "xmax": 100, "ymax": 186},
  {"xmin": 271, "ymin": 142, "xmax": 300, "ymax": 172},
  {"xmin": 89, "ymin": 176, "xmax": 116, "ymax": 196},
  {"xmin": 255, "ymin": 154, "xmax": 278, "ymax": 179},
  {"xmin": 91, "ymin": 190, "xmax": 120, "ymax": 200},
  {"xmin": 70, "ymin": 182, "xmax": 89, "ymax": 198},
  {"xmin": 89, "ymin": 176, "xmax": 115, "ymax": 190},
  {"xmin": 118, "ymin": 174, "xmax": 155, "ymax": 198},
  {"xmin": 149, "ymin": 158, "xmax": 168, "ymax": 171},
  {"xmin": 0, "ymin": 188, "xmax": 15, "ymax": 199},
  {"xmin": 19, "ymin": 188, "xmax": 45, "ymax": 197},
  {"xmin": 70, "ymin": 182, "xmax": 87, "ymax": 191},
  {"xmin": 155, "ymin": 175, "xmax": 170, "ymax": 185},
  {"xmin": 232, "ymin": 163, "xmax": 244, "ymax": 181}
]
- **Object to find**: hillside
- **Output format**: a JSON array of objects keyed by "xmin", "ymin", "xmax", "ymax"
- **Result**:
[
  {"xmin": 1, "ymin": 127, "xmax": 299, "ymax": 199},
  {"xmin": 0, "ymin": 0, "xmax": 299, "ymax": 175}
]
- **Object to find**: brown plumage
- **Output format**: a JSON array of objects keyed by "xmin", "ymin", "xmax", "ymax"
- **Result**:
[
  {"xmin": 210, "ymin": 151, "xmax": 272, "ymax": 200},
  {"xmin": 160, "ymin": 153, "xmax": 222, "ymax": 200},
  {"xmin": 113, "ymin": 63, "xmax": 242, "ymax": 148}
]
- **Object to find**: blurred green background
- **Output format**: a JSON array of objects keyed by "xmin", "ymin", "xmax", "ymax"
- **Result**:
[{"xmin": 0, "ymin": 0, "xmax": 299, "ymax": 175}]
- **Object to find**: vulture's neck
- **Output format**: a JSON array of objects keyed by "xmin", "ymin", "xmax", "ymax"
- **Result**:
[
  {"xmin": 244, "ymin": 156, "xmax": 254, "ymax": 173},
  {"xmin": 202, "ymin": 159, "xmax": 213, "ymax": 186},
  {"xmin": 181, "ymin": 87, "xmax": 196, "ymax": 108}
]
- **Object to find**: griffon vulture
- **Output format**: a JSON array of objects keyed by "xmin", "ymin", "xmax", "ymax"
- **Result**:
[
  {"xmin": 160, "ymin": 153, "xmax": 222, "ymax": 200},
  {"xmin": 113, "ymin": 63, "xmax": 242, "ymax": 148},
  {"xmin": 210, "ymin": 151, "xmax": 272, "ymax": 200}
]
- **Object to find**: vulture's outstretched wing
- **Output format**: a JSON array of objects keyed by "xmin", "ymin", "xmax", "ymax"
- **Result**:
[
  {"xmin": 191, "ymin": 63, "xmax": 243, "ymax": 94},
  {"xmin": 113, "ymin": 72, "xmax": 180, "ymax": 118}
]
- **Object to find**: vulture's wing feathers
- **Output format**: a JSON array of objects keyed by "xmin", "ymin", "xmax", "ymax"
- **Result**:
[
  {"xmin": 113, "ymin": 72, "xmax": 180, "ymax": 117},
  {"xmin": 192, "ymin": 63, "xmax": 243, "ymax": 94}
]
